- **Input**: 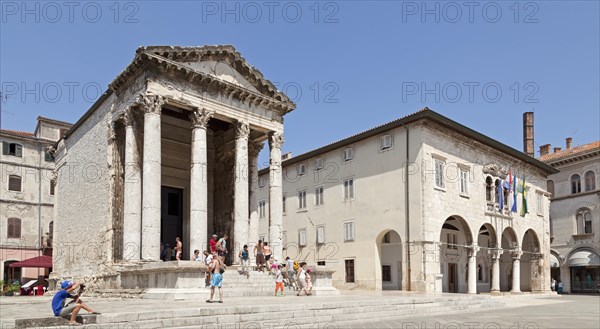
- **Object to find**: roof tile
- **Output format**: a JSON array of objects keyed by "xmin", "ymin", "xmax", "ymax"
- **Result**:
[{"xmin": 538, "ymin": 140, "xmax": 600, "ymax": 162}]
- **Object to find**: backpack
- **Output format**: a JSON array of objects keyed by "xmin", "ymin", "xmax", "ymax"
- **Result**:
[{"xmin": 293, "ymin": 261, "xmax": 299, "ymax": 271}]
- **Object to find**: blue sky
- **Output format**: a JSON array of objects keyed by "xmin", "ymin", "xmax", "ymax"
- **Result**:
[{"xmin": 1, "ymin": 1, "xmax": 598, "ymax": 166}]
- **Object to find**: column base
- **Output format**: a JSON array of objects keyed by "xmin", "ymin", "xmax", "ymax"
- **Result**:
[{"xmin": 510, "ymin": 291, "xmax": 523, "ymax": 295}]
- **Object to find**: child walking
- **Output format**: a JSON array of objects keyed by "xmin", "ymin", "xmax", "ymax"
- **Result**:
[
  {"xmin": 275, "ymin": 264, "xmax": 285, "ymax": 296},
  {"xmin": 305, "ymin": 268, "xmax": 313, "ymax": 296}
]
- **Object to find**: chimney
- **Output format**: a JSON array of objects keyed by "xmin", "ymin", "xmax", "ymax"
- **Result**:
[
  {"xmin": 540, "ymin": 144, "xmax": 551, "ymax": 156},
  {"xmin": 523, "ymin": 112, "xmax": 534, "ymax": 157},
  {"xmin": 566, "ymin": 137, "xmax": 573, "ymax": 150},
  {"xmin": 554, "ymin": 147, "xmax": 562, "ymax": 153}
]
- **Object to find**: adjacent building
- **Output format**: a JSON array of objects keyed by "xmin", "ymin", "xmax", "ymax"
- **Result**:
[
  {"xmin": 257, "ymin": 110, "xmax": 558, "ymax": 293},
  {"xmin": 0, "ymin": 117, "xmax": 71, "ymax": 283},
  {"xmin": 540, "ymin": 139, "xmax": 600, "ymax": 293}
]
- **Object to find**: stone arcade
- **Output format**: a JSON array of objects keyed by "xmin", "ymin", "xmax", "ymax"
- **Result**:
[{"xmin": 51, "ymin": 46, "xmax": 295, "ymax": 288}]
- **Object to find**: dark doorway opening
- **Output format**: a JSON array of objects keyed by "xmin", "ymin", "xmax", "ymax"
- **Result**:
[{"xmin": 161, "ymin": 186, "xmax": 184, "ymax": 260}]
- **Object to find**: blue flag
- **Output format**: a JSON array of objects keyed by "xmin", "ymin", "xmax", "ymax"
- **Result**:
[
  {"xmin": 511, "ymin": 175, "xmax": 518, "ymax": 213},
  {"xmin": 498, "ymin": 179, "xmax": 504, "ymax": 210}
]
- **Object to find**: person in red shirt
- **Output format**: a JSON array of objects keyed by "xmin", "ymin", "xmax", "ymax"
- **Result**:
[{"xmin": 209, "ymin": 234, "xmax": 218, "ymax": 254}]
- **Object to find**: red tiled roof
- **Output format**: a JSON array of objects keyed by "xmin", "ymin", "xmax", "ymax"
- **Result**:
[
  {"xmin": 538, "ymin": 140, "xmax": 600, "ymax": 162},
  {"xmin": 0, "ymin": 129, "xmax": 34, "ymax": 138}
]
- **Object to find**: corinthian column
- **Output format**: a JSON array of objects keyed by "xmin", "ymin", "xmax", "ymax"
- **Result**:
[
  {"xmin": 491, "ymin": 249, "xmax": 502, "ymax": 292},
  {"xmin": 511, "ymin": 250, "xmax": 522, "ymax": 293},
  {"xmin": 233, "ymin": 122, "xmax": 250, "ymax": 264},
  {"xmin": 189, "ymin": 108, "xmax": 213, "ymax": 258},
  {"xmin": 123, "ymin": 108, "xmax": 142, "ymax": 261},
  {"xmin": 467, "ymin": 244, "xmax": 479, "ymax": 294},
  {"xmin": 269, "ymin": 132, "xmax": 284, "ymax": 259},
  {"xmin": 140, "ymin": 94, "xmax": 165, "ymax": 261},
  {"xmin": 248, "ymin": 141, "xmax": 264, "ymax": 250}
]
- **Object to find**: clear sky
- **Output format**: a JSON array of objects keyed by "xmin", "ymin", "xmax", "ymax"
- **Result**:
[{"xmin": 1, "ymin": 0, "xmax": 598, "ymax": 167}]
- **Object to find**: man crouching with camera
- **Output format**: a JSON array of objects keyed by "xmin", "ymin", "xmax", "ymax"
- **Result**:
[{"xmin": 51, "ymin": 281, "xmax": 100, "ymax": 326}]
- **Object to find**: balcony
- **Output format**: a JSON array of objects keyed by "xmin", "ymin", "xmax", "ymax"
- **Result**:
[{"xmin": 485, "ymin": 202, "xmax": 512, "ymax": 217}]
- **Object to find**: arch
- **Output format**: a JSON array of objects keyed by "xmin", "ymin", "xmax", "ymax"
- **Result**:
[
  {"xmin": 575, "ymin": 208, "xmax": 593, "ymax": 235},
  {"xmin": 376, "ymin": 229, "xmax": 403, "ymax": 291},
  {"xmin": 565, "ymin": 247, "xmax": 600, "ymax": 293},
  {"xmin": 549, "ymin": 250, "xmax": 562, "ymax": 285},
  {"xmin": 570, "ymin": 173, "xmax": 582, "ymax": 194},
  {"xmin": 584, "ymin": 170, "xmax": 596, "ymax": 191},
  {"xmin": 499, "ymin": 227, "xmax": 519, "ymax": 291},
  {"xmin": 476, "ymin": 224, "xmax": 497, "ymax": 292},
  {"xmin": 439, "ymin": 216, "xmax": 473, "ymax": 293},
  {"xmin": 521, "ymin": 229, "xmax": 542, "ymax": 291},
  {"xmin": 485, "ymin": 176, "xmax": 494, "ymax": 201}
]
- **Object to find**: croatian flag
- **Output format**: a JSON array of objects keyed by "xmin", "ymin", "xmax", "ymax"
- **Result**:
[{"xmin": 511, "ymin": 171, "xmax": 518, "ymax": 213}]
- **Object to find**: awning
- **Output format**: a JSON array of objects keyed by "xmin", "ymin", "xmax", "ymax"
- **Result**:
[
  {"xmin": 568, "ymin": 250, "xmax": 600, "ymax": 267},
  {"xmin": 8, "ymin": 255, "xmax": 52, "ymax": 268},
  {"xmin": 549, "ymin": 254, "xmax": 560, "ymax": 268}
]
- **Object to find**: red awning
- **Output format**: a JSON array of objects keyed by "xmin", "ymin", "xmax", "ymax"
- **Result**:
[{"xmin": 8, "ymin": 255, "xmax": 52, "ymax": 268}]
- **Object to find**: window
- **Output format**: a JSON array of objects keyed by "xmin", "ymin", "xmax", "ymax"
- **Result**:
[
  {"xmin": 298, "ymin": 229, "xmax": 307, "ymax": 247},
  {"xmin": 282, "ymin": 194, "xmax": 287, "ymax": 214},
  {"xmin": 282, "ymin": 231, "xmax": 287, "ymax": 247},
  {"xmin": 315, "ymin": 158, "xmax": 324, "ymax": 170},
  {"xmin": 2, "ymin": 142, "xmax": 23, "ymax": 157},
  {"xmin": 59, "ymin": 128, "xmax": 68, "ymax": 139},
  {"xmin": 316, "ymin": 226, "xmax": 325, "ymax": 244},
  {"xmin": 315, "ymin": 186, "xmax": 324, "ymax": 206},
  {"xmin": 459, "ymin": 169, "xmax": 469, "ymax": 195},
  {"xmin": 485, "ymin": 176, "xmax": 494, "ymax": 202},
  {"xmin": 44, "ymin": 150, "xmax": 54, "ymax": 162},
  {"xmin": 259, "ymin": 200, "xmax": 266, "ymax": 219},
  {"xmin": 8, "ymin": 175, "xmax": 22, "ymax": 192},
  {"xmin": 297, "ymin": 164, "xmax": 307, "ymax": 176},
  {"xmin": 50, "ymin": 180, "xmax": 56, "ymax": 196},
  {"xmin": 585, "ymin": 171, "xmax": 596, "ymax": 191},
  {"xmin": 536, "ymin": 194, "xmax": 543, "ymax": 216},
  {"xmin": 298, "ymin": 190, "xmax": 307, "ymax": 209},
  {"xmin": 382, "ymin": 265, "xmax": 392, "ymax": 282},
  {"xmin": 343, "ymin": 148, "xmax": 354, "ymax": 161},
  {"xmin": 494, "ymin": 179, "xmax": 500, "ymax": 203},
  {"xmin": 343, "ymin": 221, "xmax": 355, "ymax": 241},
  {"xmin": 7, "ymin": 218, "xmax": 21, "ymax": 239},
  {"xmin": 380, "ymin": 135, "xmax": 392, "ymax": 150},
  {"xmin": 343, "ymin": 178, "xmax": 354, "ymax": 200},
  {"xmin": 576, "ymin": 209, "xmax": 593, "ymax": 234},
  {"xmin": 345, "ymin": 259, "xmax": 355, "ymax": 283},
  {"xmin": 259, "ymin": 176, "xmax": 266, "ymax": 188},
  {"xmin": 447, "ymin": 233, "xmax": 457, "ymax": 249},
  {"xmin": 547, "ymin": 180, "xmax": 555, "ymax": 197},
  {"xmin": 571, "ymin": 174, "xmax": 582, "ymax": 194},
  {"xmin": 434, "ymin": 160, "xmax": 445, "ymax": 188}
]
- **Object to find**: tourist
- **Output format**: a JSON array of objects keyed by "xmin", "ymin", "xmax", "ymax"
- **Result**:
[
  {"xmin": 209, "ymin": 234, "xmax": 218, "ymax": 254},
  {"xmin": 264, "ymin": 242, "xmax": 272, "ymax": 267},
  {"xmin": 557, "ymin": 280, "xmax": 564, "ymax": 294},
  {"xmin": 217, "ymin": 234, "xmax": 228, "ymax": 259},
  {"xmin": 254, "ymin": 240, "xmax": 265, "ymax": 272},
  {"xmin": 270, "ymin": 257, "xmax": 279, "ymax": 275},
  {"xmin": 305, "ymin": 268, "xmax": 313, "ymax": 296},
  {"xmin": 286, "ymin": 257, "xmax": 297, "ymax": 290},
  {"xmin": 175, "ymin": 237, "xmax": 183, "ymax": 260},
  {"xmin": 193, "ymin": 250, "xmax": 201, "ymax": 261},
  {"xmin": 275, "ymin": 264, "xmax": 285, "ymax": 296},
  {"xmin": 206, "ymin": 255, "xmax": 226, "ymax": 303},
  {"xmin": 204, "ymin": 251, "xmax": 214, "ymax": 288},
  {"xmin": 296, "ymin": 262, "xmax": 307, "ymax": 296},
  {"xmin": 551, "ymin": 278, "xmax": 556, "ymax": 291},
  {"xmin": 51, "ymin": 281, "xmax": 100, "ymax": 325},
  {"xmin": 239, "ymin": 244, "xmax": 250, "ymax": 279}
]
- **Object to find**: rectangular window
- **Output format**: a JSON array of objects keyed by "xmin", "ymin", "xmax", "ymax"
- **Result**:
[
  {"xmin": 44, "ymin": 151, "xmax": 55, "ymax": 162},
  {"xmin": 447, "ymin": 233, "xmax": 457, "ymax": 249},
  {"xmin": 584, "ymin": 213, "xmax": 593, "ymax": 234},
  {"xmin": 50, "ymin": 180, "xmax": 56, "ymax": 196},
  {"xmin": 381, "ymin": 135, "xmax": 392, "ymax": 149},
  {"xmin": 282, "ymin": 194, "xmax": 287, "ymax": 214},
  {"xmin": 259, "ymin": 200, "xmax": 266, "ymax": 219},
  {"xmin": 298, "ymin": 229, "xmax": 307, "ymax": 247},
  {"xmin": 3, "ymin": 142, "xmax": 23, "ymax": 157},
  {"xmin": 536, "ymin": 194, "xmax": 543, "ymax": 215},
  {"xmin": 345, "ymin": 259, "xmax": 355, "ymax": 283},
  {"xmin": 315, "ymin": 186, "xmax": 324, "ymax": 206},
  {"xmin": 435, "ymin": 160, "xmax": 445, "ymax": 188},
  {"xmin": 459, "ymin": 169, "xmax": 469, "ymax": 195},
  {"xmin": 316, "ymin": 226, "xmax": 325, "ymax": 244},
  {"xmin": 315, "ymin": 157, "xmax": 324, "ymax": 170},
  {"xmin": 344, "ymin": 221, "xmax": 355, "ymax": 241},
  {"xmin": 298, "ymin": 190, "xmax": 307, "ymax": 209},
  {"xmin": 259, "ymin": 176, "xmax": 266, "ymax": 188},
  {"xmin": 343, "ymin": 148, "xmax": 354, "ymax": 161},
  {"xmin": 382, "ymin": 265, "xmax": 392, "ymax": 282},
  {"xmin": 343, "ymin": 178, "xmax": 354, "ymax": 200},
  {"xmin": 8, "ymin": 175, "xmax": 21, "ymax": 192},
  {"xmin": 297, "ymin": 164, "xmax": 307, "ymax": 176}
]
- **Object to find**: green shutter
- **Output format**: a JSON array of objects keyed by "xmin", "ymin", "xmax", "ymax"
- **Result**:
[
  {"xmin": 15, "ymin": 144, "xmax": 22, "ymax": 157},
  {"xmin": 2, "ymin": 142, "xmax": 8, "ymax": 155},
  {"xmin": 45, "ymin": 151, "xmax": 54, "ymax": 162}
]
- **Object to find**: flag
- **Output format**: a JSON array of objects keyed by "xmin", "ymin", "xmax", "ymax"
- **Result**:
[
  {"xmin": 511, "ymin": 172, "xmax": 518, "ymax": 213},
  {"xmin": 520, "ymin": 175, "xmax": 528, "ymax": 217},
  {"xmin": 505, "ymin": 169, "xmax": 513, "ymax": 211},
  {"xmin": 497, "ymin": 179, "xmax": 504, "ymax": 210}
]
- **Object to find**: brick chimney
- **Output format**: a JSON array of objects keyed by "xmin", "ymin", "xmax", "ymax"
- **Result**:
[
  {"xmin": 566, "ymin": 137, "xmax": 573, "ymax": 150},
  {"xmin": 540, "ymin": 144, "xmax": 551, "ymax": 156},
  {"xmin": 554, "ymin": 147, "xmax": 562, "ymax": 153},
  {"xmin": 523, "ymin": 112, "xmax": 534, "ymax": 157}
]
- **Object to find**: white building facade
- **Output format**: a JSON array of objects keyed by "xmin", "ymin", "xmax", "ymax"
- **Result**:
[
  {"xmin": 540, "ymin": 140, "xmax": 600, "ymax": 293},
  {"xmin": 257, "ymin": 109, "xmax": 557, "ymax": 293},
  {"xmin": 0, "ymin": 117, "xmax": 71, "ymax": 283}
]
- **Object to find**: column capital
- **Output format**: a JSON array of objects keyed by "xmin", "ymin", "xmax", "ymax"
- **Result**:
[
  {"xmin": 511, "ymin": 249, "xmax": 523, "ymax": 259},
  {"xmin": 190, "ymin": 108, "xmax": 213, "ymax": 129},
  {"xmin": 138, "ymin": 93, "xmax": 165, "ymax": 115},
  {"xmin": 121, "ymin": 108, "xmax": 135, "ymax": 127},
  {"xmin": 269, "ymin": 132, "xmax": 284, "ymax": 150},
  {"xmin": 249, "ymin": 141, "xmax": 264, "ymax": 158},
  {"xmin": 236, "ymin": 121, "xmax": 250, "ymax": 139},
  {"xmin": 488, "ymin": 248, "xmax": 503, "ymax": 259},
  {"xmin": 468, "ymin": 244, "xmax": 480, "ymax": 257}
]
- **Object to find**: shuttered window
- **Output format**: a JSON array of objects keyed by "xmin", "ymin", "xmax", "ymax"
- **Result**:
[
  {"xmin": 7, "ymin": 218, "xmax": 21, "ymax": 239},
  {"xmin": 8, "ymin": 175, "xmax": 22, "ymax": 192}
]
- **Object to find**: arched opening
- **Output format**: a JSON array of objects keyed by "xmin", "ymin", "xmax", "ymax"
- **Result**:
[
  {"xmin": 566, "ymin": 248, "xmax": 600, "ymax": 293},
  {"xmin": 500, "ymin": 227, "xmax": 519, "ymax": 292},
  {"xmin": 476, "ymin": 224, "xmax": 497, "ymax": 293},
  {"xmin": 377, "ymin": 230, "xmax": 403, "ymax": 290},
  {"xmin": 3, "ymin": 260, "xmax": 21, "ymax": 283},
  {"xmin": 439, "ymin": 216, "xmax": 473, "ymax": 293},
  {"xmin": 521, "ymin": 229, "xmax": 541, "ymax": 291}
]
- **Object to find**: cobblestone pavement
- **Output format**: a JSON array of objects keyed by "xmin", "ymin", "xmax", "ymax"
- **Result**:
[{"xmin": 345, "ymin": 294, "xmax": 599, "ymax": 329}]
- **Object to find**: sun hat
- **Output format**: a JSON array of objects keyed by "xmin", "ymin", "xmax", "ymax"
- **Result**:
[{"xmin": 61, "ymin": 280, "xmax": 73, "ymax": 289}]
